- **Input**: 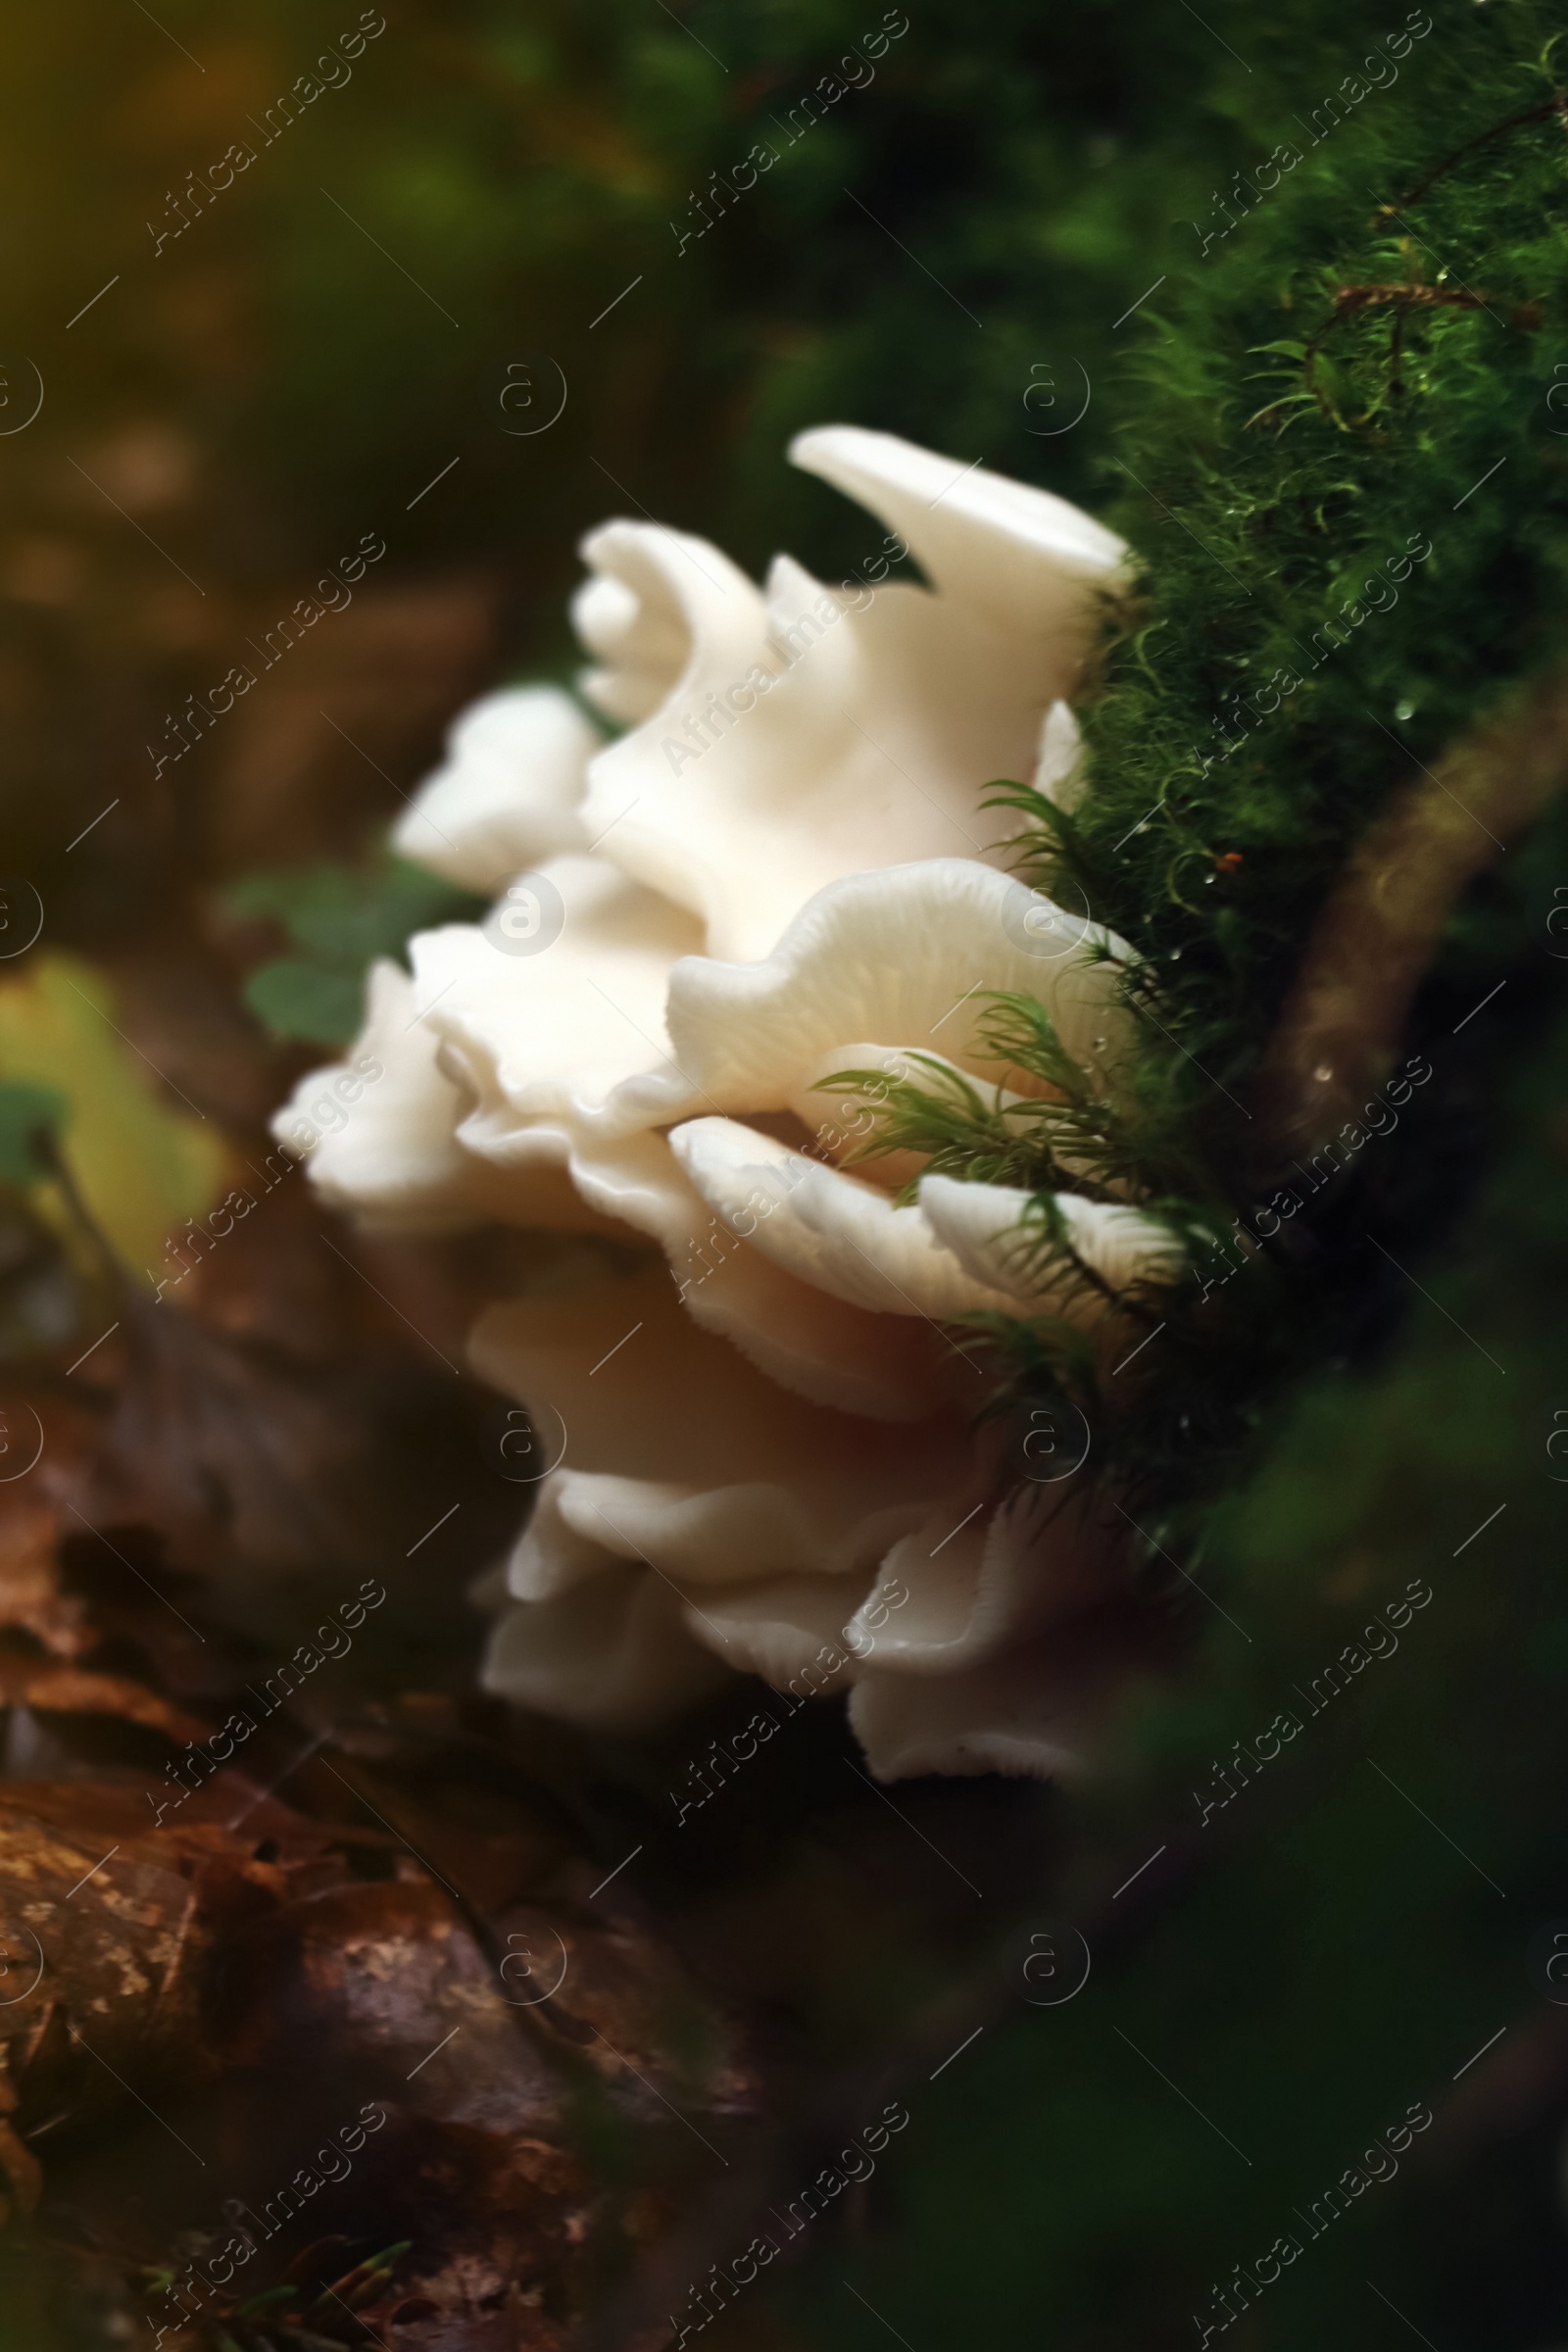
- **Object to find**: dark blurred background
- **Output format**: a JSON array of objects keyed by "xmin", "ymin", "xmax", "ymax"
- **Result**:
[{"xmin": 3, "ymin": 0, "xmax": 1260, "ymax": 932}]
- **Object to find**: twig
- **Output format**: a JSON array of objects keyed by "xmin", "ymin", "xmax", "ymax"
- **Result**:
[{"xmin": 1380, "ymin": 92, "xmax": 1568, "ymax": 216}]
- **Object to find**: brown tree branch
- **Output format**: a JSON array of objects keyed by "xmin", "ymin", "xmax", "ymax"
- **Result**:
[{"xmin": 1257, "ymin": 664, "xmax": 1568, "ymax": 1160}]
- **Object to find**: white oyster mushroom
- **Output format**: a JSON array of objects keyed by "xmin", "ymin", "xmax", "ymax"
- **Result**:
[
  {"xmin": 390, "ymin": 685, "xmax": 599, "ymax": 891},
  {"xmin": 276, "ymin": 959, "xmax": 528, "ymax": 1235},
  {"xmin": 273, "ymin": 426, "xmax": 1181, "ymax": 1782},
  {"xmin": 575, "ymin": 426, "xmax": 1126, "ymax": 960}
]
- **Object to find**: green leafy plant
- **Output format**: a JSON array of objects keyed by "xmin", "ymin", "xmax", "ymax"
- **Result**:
[
  {"xmin": 0, "ymin": 1081, "xmax": 68, "ymax": 1189},
  {"xmin": 227, "ymin": 857, "xmax": 485, "ymax": 1047}
]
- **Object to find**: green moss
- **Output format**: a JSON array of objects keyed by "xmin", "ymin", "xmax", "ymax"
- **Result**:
[{"xmin": 846, "ymin": 4, "xmax": 1568, "ymax": 1559}]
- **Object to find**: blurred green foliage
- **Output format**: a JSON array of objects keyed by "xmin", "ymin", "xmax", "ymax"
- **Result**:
[{"xmin": 226, "ymin": 855, "xmax": 483, "ymax": 1043}]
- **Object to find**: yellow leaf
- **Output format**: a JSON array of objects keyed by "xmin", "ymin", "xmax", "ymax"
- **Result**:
[{"xmin": 0, "ymin": 954, "xmax": 227, "ymax": 1272}]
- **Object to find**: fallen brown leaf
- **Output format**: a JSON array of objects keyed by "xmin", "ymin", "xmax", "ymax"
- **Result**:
[
  {"xmin": 0, "ymin": 1495, "xmax": 89, "ymax": 1662},
  {"xmin": 0, "ymin": 1781, "xmax": 389, "ymax": 2132},
  {"xmin": 0, "ymin": 1656, "xmax": 208, "ymax": 1742}
]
